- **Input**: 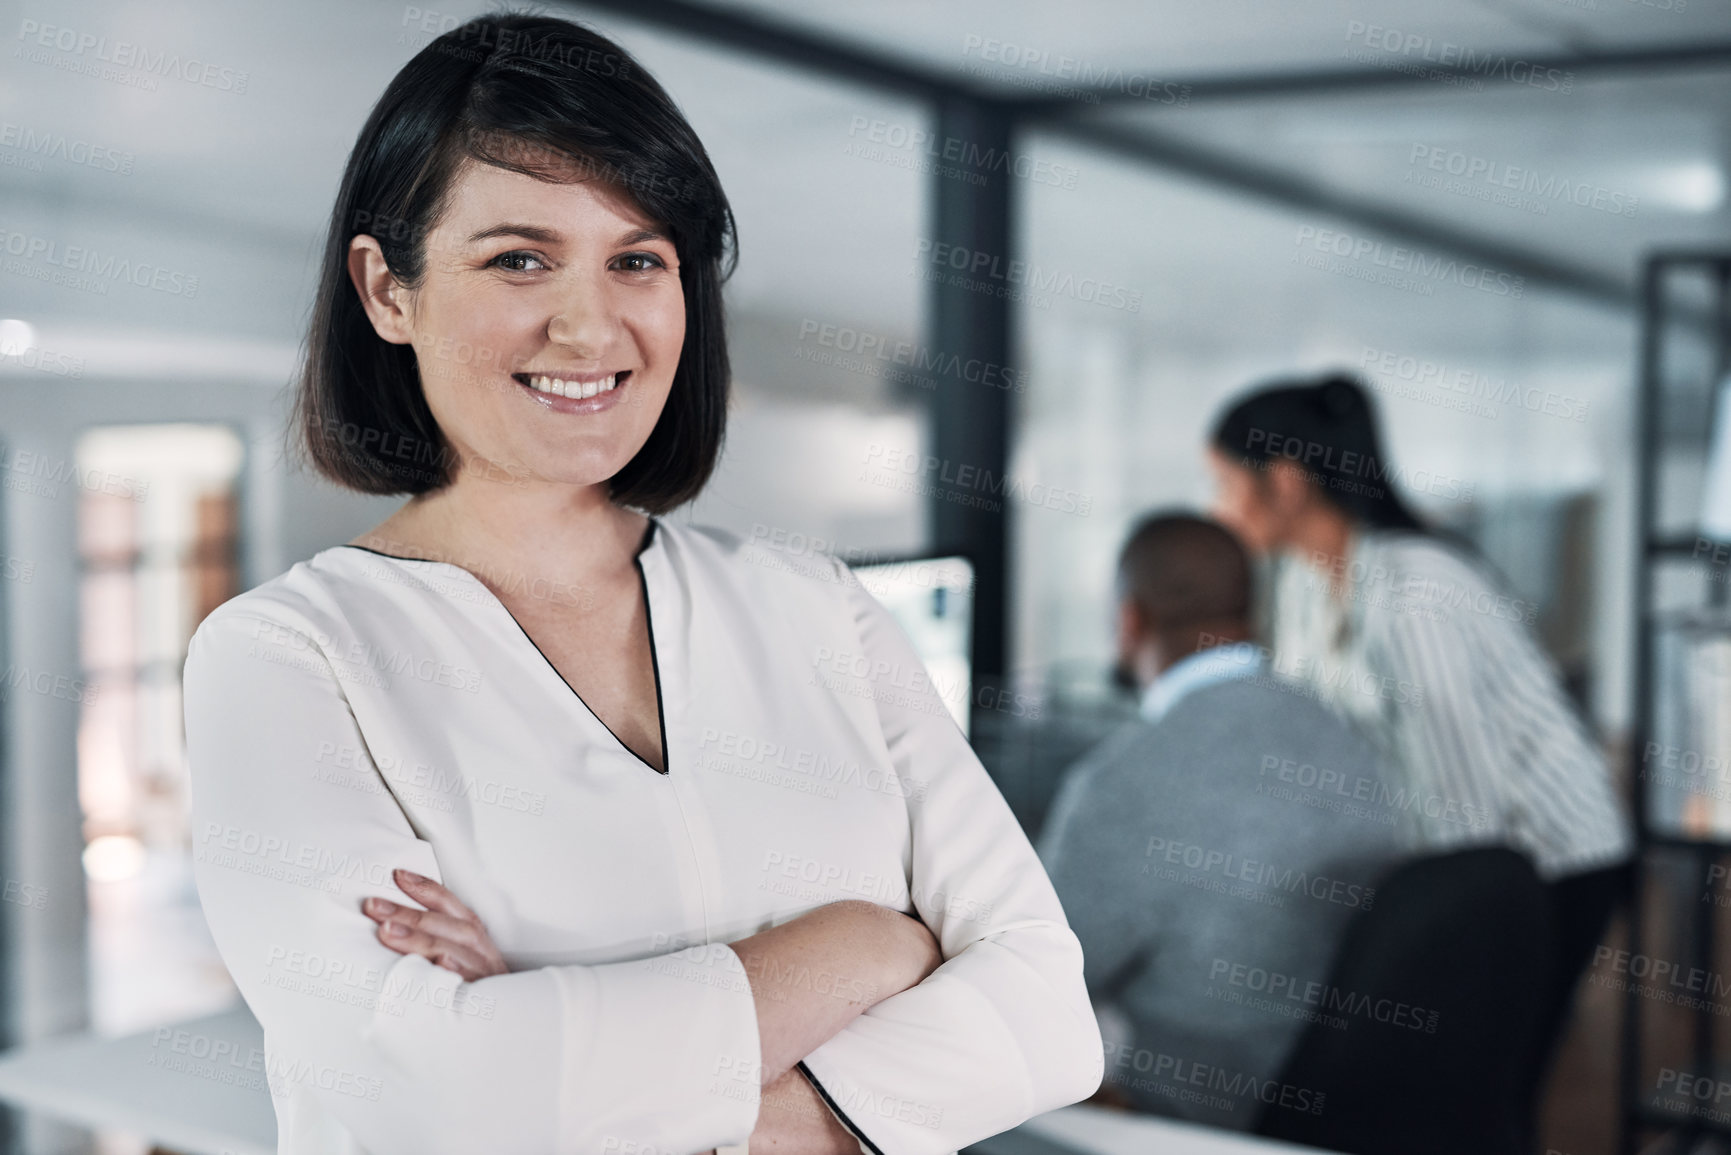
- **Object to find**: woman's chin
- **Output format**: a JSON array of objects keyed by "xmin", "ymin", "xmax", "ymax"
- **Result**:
[{"xmin": 447, "ymin": 455, "xmax": 626, "ymax": 492}]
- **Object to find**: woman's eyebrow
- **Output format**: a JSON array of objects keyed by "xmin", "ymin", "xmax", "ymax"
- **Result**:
[
  {"xmin": 617, "ymin": 227, "xmax": 670, "ymax": 246},
  {"xmin": 462, "ymin": 224, "xmax": 670, "ymax": 247},
  {"xmin": 466, "ymin": 223, "xmax": 564, "ymax": 246}
]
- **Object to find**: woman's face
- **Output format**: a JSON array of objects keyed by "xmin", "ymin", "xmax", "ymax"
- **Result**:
[
  {"xmin": 358, "ymin": 158, "xmax": 685, "ymax": 490},
  {"xmin": 1207, "ymin": 447, "xmax": 1283, "ymax": 555}
]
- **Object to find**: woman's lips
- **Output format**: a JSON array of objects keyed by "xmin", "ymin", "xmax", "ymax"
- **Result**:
[{"xmin": 512, "ymin": 370, "xmax": 631, "ymax": 413}]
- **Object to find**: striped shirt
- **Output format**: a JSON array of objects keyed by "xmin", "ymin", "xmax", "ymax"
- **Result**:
[{"xmin": 1267, "ymin": 530, "xmax": 1631, "ymax": 881}]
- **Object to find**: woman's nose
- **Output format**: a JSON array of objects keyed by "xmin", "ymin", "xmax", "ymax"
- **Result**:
[{"xmin": 546, "ymin": 281, "xmax": 618, "ymax": 357}]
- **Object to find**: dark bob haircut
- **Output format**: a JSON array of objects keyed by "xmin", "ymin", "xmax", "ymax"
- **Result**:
[
  {"xmin": 293, "ymin": 12, "xmax": 736, "ymax": 513},
  {"xmin": 1209, "ymin": 373, "xmax": 1427, "ymax": 533}
]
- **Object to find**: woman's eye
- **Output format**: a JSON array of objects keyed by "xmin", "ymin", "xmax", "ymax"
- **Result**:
[
  {"xmin": 614, "ymin": 252, "xmax": 665, "ymax": 273},
  {"xmin": 490, "ymin": 251, "xmax": 547, "ymax": 272}
]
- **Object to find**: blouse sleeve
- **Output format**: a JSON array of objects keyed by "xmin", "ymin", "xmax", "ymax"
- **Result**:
[
  {"xmin": 184, "ymin": 605, "xmax": 763, "ymax": 1155},
  {"xmin": 795, "ymin": 568, "xmax": 1104, "ymax": 1154}
]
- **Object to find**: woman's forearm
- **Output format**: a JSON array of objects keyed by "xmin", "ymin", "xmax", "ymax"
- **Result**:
[
  {"xmin": 729, "ymin": 900, "xmax": 941, "ymax": 1086},
  {"xmin": 749, "ymin": 1068, "xmax": 860, "ymax": 1152}
]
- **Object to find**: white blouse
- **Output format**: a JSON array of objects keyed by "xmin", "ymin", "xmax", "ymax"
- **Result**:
[{"xmin": 184, "ymin": 516, "xmax": 1102, "ymax": 1155}]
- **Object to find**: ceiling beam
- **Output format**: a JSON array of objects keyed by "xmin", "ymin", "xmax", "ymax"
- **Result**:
[
  {"xmin": 1009, "ymin": 40, "xmax": 1731, "ymax": 113},
  {"xmin": 1043, "ymin": 116, "xmax": 1632, "ymax": 308},
  {"xmin": 564, "ymin": 0, "xmax": 988, "ymax": 101},
  {"xmin": 565, "ymin": 0, "xmax": 1658, "ymax": 309}
]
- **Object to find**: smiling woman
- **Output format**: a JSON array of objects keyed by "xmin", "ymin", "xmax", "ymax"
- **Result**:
[
  {"xmin": 346, "ymin": 168, "xmax": 687, "ymax": 509},
  {"xmin": 183, "ymin": 11, "xmax": 1102, "ymax": 1155},
  {"xmin": 295, "ymin": 20, "xmax": 731, "ymax": 509}
]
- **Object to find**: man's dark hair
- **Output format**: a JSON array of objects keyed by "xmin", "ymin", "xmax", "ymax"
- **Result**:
[
  {"xmin": 1118, "ymin": 512, "xmax": 1253, "ymax": 631},
  {"xmin": 293, "ymin": 12, "xmax": 735, "ymax": 512}
]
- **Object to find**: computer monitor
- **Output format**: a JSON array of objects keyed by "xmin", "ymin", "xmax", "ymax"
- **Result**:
[{"xmin": 852, "ymin": 555, "xmax": 974, "ymax": 736}]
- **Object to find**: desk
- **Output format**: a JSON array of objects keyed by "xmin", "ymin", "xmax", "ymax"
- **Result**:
[
  {"xmin": 0, "ymin": 1005, "xmax": 274, "ymax": 1155},
  {"xmin": 1008, "ymin": 1103, "xmax": 1323, "ymax": 1154},
  {"xmin": 0, "ymin": 1005, "xmax": 1320, "ymax": 1155}
]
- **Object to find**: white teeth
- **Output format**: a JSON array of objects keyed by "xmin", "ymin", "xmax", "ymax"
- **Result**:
[{"xmin": 527, "ymin": 373, "xmax": 618, "ymax": 399}]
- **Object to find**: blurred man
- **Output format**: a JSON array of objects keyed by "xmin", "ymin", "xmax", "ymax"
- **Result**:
[{"xmin": 1039, "ymin": 512, "xmax": 1405, "ymax": 1131}]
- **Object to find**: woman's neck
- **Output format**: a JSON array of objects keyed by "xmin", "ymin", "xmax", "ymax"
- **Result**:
[
  {"xmin": 351, "ymin": 471, "xmax": 647, "ymax": 595},
  {"xmin": 1283, "ymin": 503, "xmax": 1357, "ymax": 597}
]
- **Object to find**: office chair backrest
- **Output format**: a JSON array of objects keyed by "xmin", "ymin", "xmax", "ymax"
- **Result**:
[{"xmin": 1254, "ymin": 847, "xmax": 1554, "ymax": 1155}]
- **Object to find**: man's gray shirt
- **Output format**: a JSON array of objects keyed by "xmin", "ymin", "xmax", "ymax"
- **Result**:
[{"xmin": 1038, "ymin": 666, "xmax": 1405, "ymax": 1131}]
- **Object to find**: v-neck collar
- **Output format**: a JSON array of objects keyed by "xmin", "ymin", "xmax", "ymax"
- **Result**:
[{"xmin": 334, "ymin": 516, "xmax": 670, "ymax": 776}]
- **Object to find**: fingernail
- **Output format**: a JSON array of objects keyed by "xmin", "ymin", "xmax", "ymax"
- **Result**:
[
  {"xmin": 367, "ymin": 898, "xmax": 396, "ymax": 915},
  {"xmin": 395, "ymin": 869, "xmax": 425, "ymax": 885},
  {"xmin": 384, "ymin": 921, "xmax": 407, "ymax": 937}
]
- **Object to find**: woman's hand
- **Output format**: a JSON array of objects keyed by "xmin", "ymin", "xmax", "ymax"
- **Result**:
[{"xmin": 362, "ymin": 868, "xmax": 508, "ymax": 981}]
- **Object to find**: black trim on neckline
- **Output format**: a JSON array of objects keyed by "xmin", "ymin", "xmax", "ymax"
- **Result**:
[
  {"xmin": 494, "ymin": 599, "xmax": 669, "ymax": 776},
  {"xmin": 632, "ymin": 548, "xmax": 671, "ymax": 777},
  {"xmin": 634, "ymin": 515, "xmax": 658, "ymax": 560},
  {"xmin": 796, "ymin": 1062, "xmax": 884, "ymax": 1155},
  {"xmin": 332, "ymin": 525, "xmax": 669, "ymax": 777},
  {"xmin": 337, "ymin": 542, "xmax": 440, "ymax": 564}
]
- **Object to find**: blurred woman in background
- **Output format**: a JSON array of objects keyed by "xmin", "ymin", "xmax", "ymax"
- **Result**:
[{"xmin": 1206, "ymin": 373, "xmax": 1630, "ymax": 1074}]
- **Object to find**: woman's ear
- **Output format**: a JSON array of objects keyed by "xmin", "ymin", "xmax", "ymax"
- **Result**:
[{"xmin": 347, "ymin": 234, "xmax": 415, "ymax": 345}]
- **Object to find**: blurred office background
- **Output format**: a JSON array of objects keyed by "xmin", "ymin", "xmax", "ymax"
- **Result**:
[{"xmin": 2, "ymin": 1, "xmax": 1730, "ymax": 1153}]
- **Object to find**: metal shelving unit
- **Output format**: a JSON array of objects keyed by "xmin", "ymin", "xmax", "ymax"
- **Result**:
[{"xmin": 1624, "ymin": 252, "xmax": 1731, "ymax": 1155}]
